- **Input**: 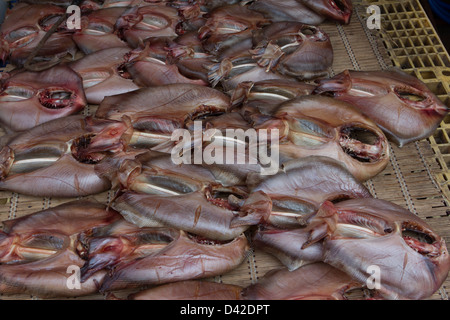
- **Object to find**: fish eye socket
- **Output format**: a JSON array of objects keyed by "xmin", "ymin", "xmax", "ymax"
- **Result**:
[
  {"xmin": 301, "ymin": 27, "xmax": 317, "ymax": 36},
  {"xmin": 384, "ymin": 227, "xmax": 393, "ymax": 234}
]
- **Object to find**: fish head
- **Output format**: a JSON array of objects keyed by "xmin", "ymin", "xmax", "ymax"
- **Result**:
[
  {"xmin": 272, "ymin": 96, "xmax": 390, "ymax": 181},
  {"xmin": 314, "ymin": 69, "xmax": 449, "ymax": 147},
  {"xmin": 311, "ymin": 199, "xmax": 450, "ymax": 299}
]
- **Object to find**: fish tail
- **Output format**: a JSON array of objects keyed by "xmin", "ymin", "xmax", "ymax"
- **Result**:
[{"xmin": 206, "ymin": 58, "xmax": 233, "ymax": 88}]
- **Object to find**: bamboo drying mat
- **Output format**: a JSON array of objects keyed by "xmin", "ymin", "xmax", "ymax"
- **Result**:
[{"xmin": 0, "ymin": 0, "xmax": 449, "ymax": 300}]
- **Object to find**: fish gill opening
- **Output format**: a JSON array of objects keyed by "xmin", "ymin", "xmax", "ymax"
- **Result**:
[
  {"xmin": 339, "ymin": 125, "xmax": 385, "ymax": 163},
  {"xmin": 38, "ymin": 88, "xmax": 75, "ymax": 109}
]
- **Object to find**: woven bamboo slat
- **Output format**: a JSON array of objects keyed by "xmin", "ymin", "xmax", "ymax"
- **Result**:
[{"xmin": 0, "ymin": 0, "xmax": 449, "ymax": 300}]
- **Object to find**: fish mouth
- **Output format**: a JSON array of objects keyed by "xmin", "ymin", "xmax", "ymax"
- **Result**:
[
  {"xmin": 336, "ymin": 210, "xmax": 394, "ymax": 239},
  {"xmin": 37, "ymin": 87, "xmax": 76, "ymax": 109},
  {"xmin": 401, "ymin": 221, "xmax": 440, "ymax": 257},
  {"xmin": 339, "ymin": 125, "xmax": 387, "ymax": 163},
  {"xmin": 393, "ymin": 86, "xmax": 434, "ymax": 109},
  {"xmin": 215, "ymin": 21, "xmax": 250, "ymax": 35},
  {"xmin": 329, "ymin": 0, "xmax": 352, "ymax": 23},
  {"xmin": 18, "ymin": 233, "xmax": 67, "ymax": 262},
  {"xmin": 116, "ymin": 63, "xmax": 133, "ymax": 80},
  {"xmin": 0, "ymin": 86, "xmax": 77, "ymax": 109},
  {"xmin": 0, "ymin": 147, "xmax": 14, "ymax": 180},
  {"xmin": 187, "ymin": 232, "xmax": 234, "ymax": 246},
  {"xmin": 70, "ymin": 134, "xmax": 105, "ymax": 165}
]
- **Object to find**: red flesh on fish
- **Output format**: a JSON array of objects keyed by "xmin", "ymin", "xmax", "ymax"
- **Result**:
[
  {"xmin": 0, "ymin": 115, "xmax": 131, "ymax": 197},
  {"xmin": 0, "ymin": 65, "xmax": 86, "ymax": 133},
  {"xmin": 314, "ymin": 69, "xmax": 449, "ymax": 147}
]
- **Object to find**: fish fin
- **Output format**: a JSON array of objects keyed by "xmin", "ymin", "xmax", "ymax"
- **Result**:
[
  {"xmin": 231, "ymin": 191, "xmax": 272, "ymax": 228},
  {"xmin": 0, "ymin": 146, "xmax": 14, "ymax": 180},
  {"xmin": 230, "ymin": 81, "xmax": 255, "ymax": 108},
  {"xmin": 301, "ymin": 223, "xmax": 329, "ymax": 250},
  {"xmin": 95, "ymin": 149, "xmax": 143, "ymax": 190},
  {"xmin": 198, "ymin": 25, "xmax": 212, "ymax": 40},
  {"xmin": 301, "ymin": 201, "xmax": 338, "ymax": 249},
  {"xmin": 250, "ymin": 41, "xmax": 285, "ymax": 72},
  {"xmin": 313, "ymin": 69, "xmax": 352, "ymax": 95},
  {"xmin": 0, "ymin": 39, "xmax": 9, "ymax": 63}
]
